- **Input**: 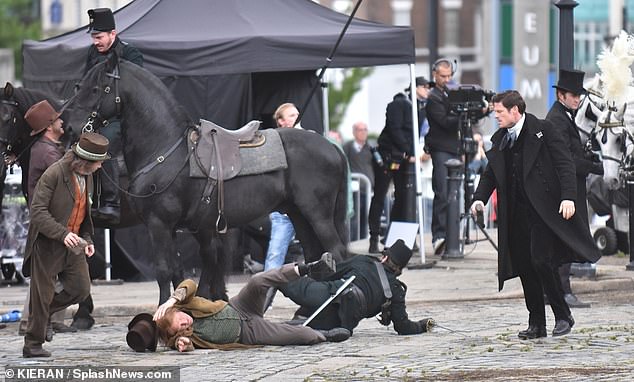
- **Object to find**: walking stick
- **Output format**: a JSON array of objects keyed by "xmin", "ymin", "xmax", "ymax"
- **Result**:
[{"xmin": 303, "ymin": 275, "xmax": 356, "ymax": 326}]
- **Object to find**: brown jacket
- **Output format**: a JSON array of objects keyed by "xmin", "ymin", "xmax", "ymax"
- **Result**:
[
  {"xmin": 173, "ymin": 279, "xmax": 253, "ymax": 350},
  {"xmin": 23, "ymin": 152, "xmax": 94, "ymax": 277}
]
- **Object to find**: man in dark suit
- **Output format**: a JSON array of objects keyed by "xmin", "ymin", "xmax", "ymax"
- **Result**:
[
  {"xmin": 470, "ymin": 90, "xmax": 600, "ymax": 339},
  {"xmin": 545, "ymin": 69, "xmax": 604, "ymax": 308}
]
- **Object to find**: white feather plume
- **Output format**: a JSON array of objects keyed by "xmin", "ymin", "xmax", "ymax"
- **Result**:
[{"xmin": 597, "ymin": 30, "xmax": 634, "ymax": 106}]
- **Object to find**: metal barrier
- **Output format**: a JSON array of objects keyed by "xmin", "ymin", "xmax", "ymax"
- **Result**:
[{"xmin": 349, "ymin": 173, "xmax": 372, "ymax": 241}]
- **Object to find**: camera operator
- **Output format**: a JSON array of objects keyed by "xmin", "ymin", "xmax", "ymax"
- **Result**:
[
  {"xmin": 545, "ymin": 69, "xmax": 603, "ymax": 309},
  {"xmin": 368, "ymin": 78, "xmax": 430, "ymax": 253},
  {"xmin": 425, "ymin": 59, "xmax": 460, "ymax": 254}
]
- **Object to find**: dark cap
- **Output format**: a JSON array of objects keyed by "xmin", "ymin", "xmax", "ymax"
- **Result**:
[
  {"xmin": 405, "ymin": 76, "xmax": 430, "ymax": 92},
  {"xmin": 87, "ymin": 8, "xmax": 115, "ymax": 33},
  {"xmin": 126, "ymin": 313, "xmax": 159, "ymax": 352},
  {"xmin": 71, "ymin": 132, "xmax": 111, "ymax": 161},
  {"xmin": 553, "ymin": 69, "xmax": 586, "ymax": 95},
  {"xmin": 385, "ymin": 239, "xmax": 413, "ymax": 268}
]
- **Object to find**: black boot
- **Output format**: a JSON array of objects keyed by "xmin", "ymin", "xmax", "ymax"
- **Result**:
[
  {"xmin": 298, "ymin": 252, "xmax": 336, "ymax": 279},
  {"xmin": 71, "ymin": 295, "xmax": 95, "ymax": 330},
  {"xmin": 318, "ymin": 327, "xmax": 351, "ymax": 342},
  {"xmin": 95, "ymin": 160, "xmax": 120, "ymax": 224}
]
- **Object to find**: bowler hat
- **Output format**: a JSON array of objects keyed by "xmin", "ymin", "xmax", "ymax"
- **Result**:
[
  {"xmin": 385, "ymin": 239, "xmax": 413, "ymax": 268},
  {"xmin": 87, "ymin": 8, "xmax": 115, "ymax": 33},
  {"xmin": 126, "ymin": 313, "xmax": 159, "ymax": 352},
  {"xmin": 72, "ymin": 132, "xmax": 111, "ymax": 161},
  {"xmin": 553, "ymin": 69, "xmax": 586, "ymax": 95},
  {"xmin": 25, "ymin": 100, "xmax": 61, "ymax": 136}
]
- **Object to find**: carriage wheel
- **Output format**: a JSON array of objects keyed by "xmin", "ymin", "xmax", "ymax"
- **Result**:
[{"xmin": 594, "ymin": 227, "xmax": 618, "ymax": 256}]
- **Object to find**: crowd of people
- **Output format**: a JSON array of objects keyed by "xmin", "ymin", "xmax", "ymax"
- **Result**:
[{"xmin": 9, "ymin": 5, "xmax": 605, "ymax": 359}]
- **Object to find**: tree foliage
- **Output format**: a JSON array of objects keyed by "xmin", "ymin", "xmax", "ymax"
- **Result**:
[
  {"xmin": 0, "ymin": 0, "xmax": 42, "ymax": 79},
  {"xmin": 328, "ymin": 67, "xmax": 373, "ymax": 133}
]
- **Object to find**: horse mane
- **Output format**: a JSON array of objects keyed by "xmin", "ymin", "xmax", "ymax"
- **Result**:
[{"xmin": 118, "ymin": 61, "xmax": 194, "ymax": 129}]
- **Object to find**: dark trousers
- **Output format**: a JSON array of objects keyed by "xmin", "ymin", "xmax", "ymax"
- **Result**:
[
  {"xmin": 431, "ymin": 151, "xmax": 458, "ymax": 241},
  {"xmin": 25, "ymin": 247, "xmax": 91, "ymax": 348},
  {"xmin": 97, "ymin": 120, "xmax": 122, "ymax": 208},
  {"xmin": 368, "ymin": 160, "xmax": 413, "ymax": 238},
  {"xmin": 509, "ymin": 202, "xmax": 570, "ymax": 327},
  {"xmin": 229, "ymin": 264, "xmax": 324, "ymax": 345},
  {"xmin": 279, "ymin": 277, "xmax": 345, "ymax": 330}
]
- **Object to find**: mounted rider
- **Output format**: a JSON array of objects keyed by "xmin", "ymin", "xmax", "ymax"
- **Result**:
[{"xmin": 85, "ymin": 7, "xmax": 143, "ymax": 224}]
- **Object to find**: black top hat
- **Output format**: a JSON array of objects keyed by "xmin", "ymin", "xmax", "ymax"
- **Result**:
[
  {"xmin": 87, "ymin": 8, "xmax": 115, "ymax": 33},
  {"xmin": 385, "ymin": 239, "xmax": 413, "ymax": 268},
  {"xmin": 126, "ymin": 313, "xmax": 159, "ymax": 352},
  {"xmin": 553, "ymin": 69, "xmax": 586, "ymax": 95},
  {"xmin": 72, "ymin": 132, "xmax": 111, "ymax": 161}
]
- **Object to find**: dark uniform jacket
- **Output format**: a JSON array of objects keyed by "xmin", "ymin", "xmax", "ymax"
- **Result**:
[
  {"xmin": 377, "ymin": 93, "xmax": 415, "ymax": 161},
  {"xmin": 473, "ymin": 113, "xmax": 601, "ymax": 290},
  {"xmin": 325, "ymin": 255, "xmax": 424, "ymax": 335},
  {"xmin": 85, "ymin": 37, "xmax": 143, "ymax": 73},
  {"xmin": 23, "ymin": 153, "xmax": 95, "ymax": 277},
  {"xmin": 425, "ymin": 86, "xmax": 460, "ymax": 154},
  {"xmin": 545, "ymin": 101, "xmax": 603, "ymax": 226}
]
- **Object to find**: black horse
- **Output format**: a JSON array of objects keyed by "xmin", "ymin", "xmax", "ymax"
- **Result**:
[{"xmin": 66, "ymin": 55, "xmax": 349, "ymax": 303}]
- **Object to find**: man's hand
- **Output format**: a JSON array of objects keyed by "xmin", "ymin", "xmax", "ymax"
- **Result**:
[
  {"xmin": 559, "ymin": 200, "xmax": 575, "ymax": 220},
  {"xmin": 153, "ymin": 297, "xmax": 177, "ymax": 321},
  {"xmin": 176, "ymin": 336, "xmax": 194, "ymax": 352},
  {"xmin": 64, "ymin": 232, "xmax": 83, "ymax": 248},
  {"xmin": 470, "ymin": 200, "xmax": 485, "ymax": 216},
  {"xmin": 85, "ymin": 244, "xmax": 95, "ymax": 257}
]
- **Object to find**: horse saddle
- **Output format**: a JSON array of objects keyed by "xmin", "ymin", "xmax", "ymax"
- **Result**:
[{"xmin": 192, "ymin": 119, "xmax": 263, "ymax": 181}]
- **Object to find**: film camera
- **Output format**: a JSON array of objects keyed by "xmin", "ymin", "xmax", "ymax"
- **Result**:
[
  {"xmin": 447, "ymin": 84, "xmax": 495, "ymax": 155},
  {"xmin": 447, "ymin": 84, "xmax": 495, "ymax": 121}
]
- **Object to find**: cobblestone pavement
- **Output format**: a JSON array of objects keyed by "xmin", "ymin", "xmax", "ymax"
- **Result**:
[{"xmin": 1, "ymin": 289, "xmax": 633, "ymax": 382}]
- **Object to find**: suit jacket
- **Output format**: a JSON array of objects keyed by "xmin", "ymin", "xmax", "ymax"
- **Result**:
[
  {"xmin": 23, "ymin": 152, "xmax": 95, "ymax": 277},
  {"xmin": 473, "ymin": 113, "xmax": 601, "ymax": 290},
  {"xmin": 545, "ymin": 101, "xmax": 602, "ymax": 226},
  {"xmin": 377, "ymin": 93, "xmax": 415, "ymax": 159}
]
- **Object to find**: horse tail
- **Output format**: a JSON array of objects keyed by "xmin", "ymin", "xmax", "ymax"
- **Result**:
[{"xmin": 333, "ymin": 143, "xmax": 351, "ymax": 258}]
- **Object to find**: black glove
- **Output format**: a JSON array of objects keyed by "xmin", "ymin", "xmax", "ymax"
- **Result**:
[{"xmin": 591, "ymin": 162, "xmax": 604, "ymax": 175}]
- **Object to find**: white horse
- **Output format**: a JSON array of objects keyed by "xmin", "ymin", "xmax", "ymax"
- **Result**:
[
  {"xmin": 575, "ymin": 74, "xmax": 605, "ymax": 144},
  {"xmin": 595, "ymin": 94, "xmax": 634, "ymax": 190}
]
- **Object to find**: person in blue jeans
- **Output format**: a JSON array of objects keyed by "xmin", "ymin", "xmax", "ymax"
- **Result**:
[{"xmin": 265, "ymin": 212, "xmax": 295, "ymax": 271}]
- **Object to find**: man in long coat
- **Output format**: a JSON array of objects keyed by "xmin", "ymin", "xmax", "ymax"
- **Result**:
[
  {"xmin": 471, "ymin": 91, "xmax": 600, "ymax": 340},
  {"xmin": 545, "ymin": 69, "xmax": 604, "ymax": 308},
  {"xmin": 22, "ymin": 133, "xmax": 110, "ymax": 358}
]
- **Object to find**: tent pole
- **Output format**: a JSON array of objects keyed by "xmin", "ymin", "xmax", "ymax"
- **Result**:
[
  {"xmin": 322, "ymin": 70, "xmax": 330, "ymax": 134},
  {"xmin": 409, "ymin": 64, "xmax": 427, "ymax": 264},
  {"xmin": 296, "ymin": 0, "xmax": 363, "ymax": 126}
]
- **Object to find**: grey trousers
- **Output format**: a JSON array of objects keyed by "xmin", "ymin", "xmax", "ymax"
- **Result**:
[{"xmin": 229, "ymin": 264, "xmax": 326, "ymax": 345}]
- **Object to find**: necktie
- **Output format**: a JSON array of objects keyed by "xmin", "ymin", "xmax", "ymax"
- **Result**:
[{"xmin": 499, "ymin": 129, "xmax": 517, "ymax": 150}]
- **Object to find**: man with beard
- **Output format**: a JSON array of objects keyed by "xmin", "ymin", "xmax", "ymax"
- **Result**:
[{"xmin": 85, "ymin": 8, "xmax": 143, "ymax": 224}]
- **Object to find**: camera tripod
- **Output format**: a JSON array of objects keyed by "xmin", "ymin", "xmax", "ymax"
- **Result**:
[{"xmin": 456, "ymin": 114, "xmax": 497, "ymax": 255}]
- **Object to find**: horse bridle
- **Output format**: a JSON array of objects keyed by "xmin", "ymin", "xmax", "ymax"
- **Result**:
[
  {"xmin": 596, "ymin": 103, "xmax": 634, "ymax": 166},
  {"xmin": 80, "ymin": 65, "xmax": 122, "ymax": 133}
]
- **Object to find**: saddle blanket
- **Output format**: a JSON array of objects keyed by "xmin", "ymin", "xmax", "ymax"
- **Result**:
[{"xmin": 189, "ymin": 128, "xmax": 287, "ymax": 178}]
